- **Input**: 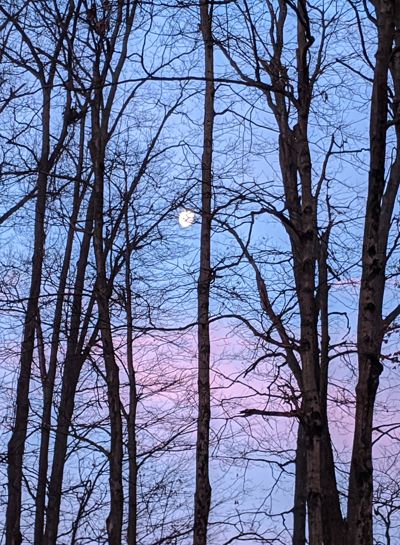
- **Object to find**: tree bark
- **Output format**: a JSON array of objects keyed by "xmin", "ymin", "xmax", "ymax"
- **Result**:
[
  {"xmin": 293, "ymin": 422, "xmax": 307, "ymax": 545},
  {"xmin": 44, "ymin": 192, "xmax": 95, "ymax": 545},
  {"xmin": 90, "ymin": 62, "xmax": 124, "ymax": 545},
  {"xmin": 34, "ymin": 114, "xmax": 87, "ymax": 545},
  {"xmin": 125, "ymin": 200, "xmax": 138, "ymax": 545},
  {"xmin": 6, "ymin": 83, "xmax": 52, "ymax": 545},
  {"xmin": 319, "ymin": 227, "xmax": 346, "ymax": 545},
  {"xmin": 193, "ymin": 2, "xmax": 215, "ymax": 544},
  {"xmin": 347, "ymin": 2, "xmax": 397, "ymax": 543}
]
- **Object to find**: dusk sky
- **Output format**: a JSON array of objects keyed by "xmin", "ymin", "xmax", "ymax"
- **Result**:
[{"xmin": 0, "ymin": 2, "xmax": 400, "ymax": 545}]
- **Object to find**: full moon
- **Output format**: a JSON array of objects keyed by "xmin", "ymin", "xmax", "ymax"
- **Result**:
[{"xmin": 178, "ymin": 209, "xmax": 195, "ymax": 228}]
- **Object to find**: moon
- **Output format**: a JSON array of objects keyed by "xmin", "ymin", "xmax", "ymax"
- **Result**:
[{"xmin": 178, "ymin": 209, "xmax": 196, "ymax": 228}]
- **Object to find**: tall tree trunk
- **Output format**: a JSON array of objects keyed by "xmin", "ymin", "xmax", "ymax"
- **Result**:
[
  {"xmin": 294, "ymin": 4, "xmax": 323, "ymax": 539},
  {"xmin": 125, "ymin": 202, "xmax": 138, "ymax": 545},
  {"xmin": 90, "ymin": 59, "xmax": 124, "ymax": 545},
  {"xmin": 34, "ymin": 115, "xmax": 87, "ymax": 545},
  {"xmin": 44, "ymin": 192, "xmax": 95, "ymax": 545},
  {"xmin": 347, "ymin": 2, "xmax": 396, "ymax": 543},
  {"xmin": 5, "ymin": 7, "xmax": 76, "ymax": 541},
  {"xmin": 6, "ymin": 87, "xmax": 50, "ymax": 545},
  {"xmin": 193, "ymin": 1, "xmax": 214, "ymax": 544},
  {"xmin": 292, "ymin": 421, "xmax": 307, "ymax": 545},
  {"xmin": 293, "ymin": 3, "xmax": 344, "ymax": 542},
  {"xmin": 318, "ymin": 228, "xmax": 346, "ymax": 545}
]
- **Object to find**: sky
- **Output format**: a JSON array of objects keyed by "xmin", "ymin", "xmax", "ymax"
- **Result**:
[{"xmin": 0, "ymin": 1, "xmax": 400, "ymax": 543}]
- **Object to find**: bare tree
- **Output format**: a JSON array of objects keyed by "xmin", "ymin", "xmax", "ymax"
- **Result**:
[
  {"xmin": 348, "ymin": 2, "xmax": 400, "ymax": 544},
  {"xmin": 0, "ymin": 3, "xmax": 78, "ymax": 543},
  {"xmin": 1, "ymin": 2, "xmax": 400, "ymax": 545}
]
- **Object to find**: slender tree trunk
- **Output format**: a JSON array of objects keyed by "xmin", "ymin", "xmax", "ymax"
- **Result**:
[
  {"xmin": 6, "ymin": 87, "xmax": 51, "ymax": 545},
  {"xmin": 193, "ymin": 2, "xmax": 214, "ymax": 544},
  {"xmin": 90, "ymin": 60, "xmax": 124, "ymax": 545},
  {"xmin": 294, "ymin": 4, "xmax": 323, "ymax": 535},
  {"xmin": 5, "ymin": 8, "xmax": 76, "ymax": 541},
  {"xmin": 292, "ymin": 3, "xmax": 344, "ymax": 542},
  {"xmin": 347, "ymin": 3, "xmax": 396, "ymax": 543},
  {"xmin": 44, "ymin": 193, "xmax": 95, "ymax": 545},
  {"xmin": 319, "ymin": 228, "xmax": 346, "ymax": 545},
  {"xmin": 293, "ymin": 421, "xmax": 307, "ymax": 545},
  {"xmin": 34, "ymin": 115, "xmax": 87, "ymax": 545},
  {"xmin": 264, "ymin": 6, "xmax": 325, "ymax": 537},
  {"xmin": 125, "ymin": 202, "xmax": 138, "ymax": 545}
]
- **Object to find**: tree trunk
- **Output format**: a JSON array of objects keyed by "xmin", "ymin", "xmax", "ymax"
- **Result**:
[
  {"xmin": 6, "ymin": 87, "xmax": 50, "ymax": 545},
  {"xmin": 90, "ymin": 53, "xmax": 124, "ymax": 545},
  {"xmin": 193, "ymin": 2, "xmax": 214, "ymax": 544},
  {"xmin": 319, "ymin": 228, "xmax": 346, "ymax": 545},
  {"xmin": 125, "ymin": 203, "xmax": 138, "ymax": 545},
  {"xmin": 44, "ymin": 194, "xmax": 95, "ymax": 545},
  {"xmin": 34, "ymin": 115, "xmax": 87, "ymax": 545},
  {"xmin": 293, "ymin": 422, "xmax": 307, "ymax": 545},
  {"xmin": 347, "ymin": 2, "xmax": 395, "ymax": 543}
]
